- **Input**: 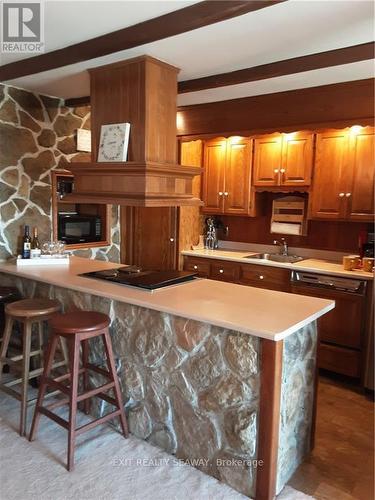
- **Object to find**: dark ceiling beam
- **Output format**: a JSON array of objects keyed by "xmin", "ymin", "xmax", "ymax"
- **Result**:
[
  {"xmin": 178, "ymin": 41, "xmax": 375, "ymax": 93},
  {"xmin": 0, "ymin": 0, "xmax": 287, "ymax": 82},
  {"xmin": 64, "ymin": 42, "xmax": 375, "ymax": 108}
]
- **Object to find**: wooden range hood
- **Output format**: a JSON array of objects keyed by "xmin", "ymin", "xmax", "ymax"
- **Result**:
[{"xmin": 66, "ymin": 55, "xmax": 202, "ymax": 206}]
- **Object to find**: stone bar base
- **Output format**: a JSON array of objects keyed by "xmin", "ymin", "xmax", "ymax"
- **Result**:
[{"xmin": 0, "ymin": 273, "xmax": 317, "ymax": 499}]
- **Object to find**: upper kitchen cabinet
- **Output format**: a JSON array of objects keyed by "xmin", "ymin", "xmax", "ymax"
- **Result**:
[
  {"xmin": 346, "ymin": 128, "xmax": 375, "ymax": 221},
  {"xmin": 310, "ymin": 127, "xmax": 374, "ymax": 221},
  {"xmin": 253, "ymin": 131, "xmax": 314, "ymax": 187},
  {"xmin": 202, "ymin": 136, "xmax": 255, "ymax": 216}
]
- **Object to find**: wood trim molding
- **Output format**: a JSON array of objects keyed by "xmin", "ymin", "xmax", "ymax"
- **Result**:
[
  {"xmin": 256, "ymin": 339, "xmax": 283, "ymax": 500},
  {"xmin": 177, "ymin": 79, "xmax": 375, "ymax": 136},
  {"xmin": 65, "ymin": 42, "xmax": 374, "ymax": 107},
  {"xmin": 178, "ymin": 42, "xmax": 375, "ymax": 93},
  {"xmin": 0, "ymin": 0, "xmax": 286, "ymax": 82}
]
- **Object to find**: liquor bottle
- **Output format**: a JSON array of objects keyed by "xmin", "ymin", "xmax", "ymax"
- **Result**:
[
  {"xmin": 22, "ymin": 225, "xmax": 31, "ymax": 259},
  {"xmin": 30, "ymin": 227, "xmax": 41, "ymax": 259}
]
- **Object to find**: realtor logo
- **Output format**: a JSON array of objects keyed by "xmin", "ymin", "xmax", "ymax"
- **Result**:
[{"xmin": 1, "ymin": 1, "xmax": 44, "ymax": 53}]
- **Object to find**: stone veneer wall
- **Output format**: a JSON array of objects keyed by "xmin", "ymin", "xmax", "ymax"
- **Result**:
[
  {"xmin": 0, "ymin": 84, "xmax": 120, "ymax": 262},
  {"xmin": 0, "ymin": 272, "xmax": 261, "ymax": 498},
  {"xmin": 276, "ymin": 321, "xmax": 317, "ymax": 494}
]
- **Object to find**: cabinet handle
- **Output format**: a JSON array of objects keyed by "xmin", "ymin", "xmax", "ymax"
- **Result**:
[
  {"xmin": 280, "ymin": 168, "xmax": 286, "ymax": 173},
  {"xmin": 259, "ymin": 275, "xmax": 264, "ymax": 280},
  {"xmin": 193, "ymin": 265, "xmax": 198, "ymax": 270},
  {"xmin": 274, "ymin": 169, "xmax": 279, "ymax": 174},
  {"xmin": 219, "ymin": 269, "xmax": 224, "ymax": 273},
  {"xmin": 169, "ymin": 237, "xmax": 174, "ymax": 242},
  {"xmin": 345, "ymin": 192, "xmax": 352, "ymax": 197},
  {"xmin": 218, "ymin": 191, "xmax": 223, "ymax": 196},
  {"xmin": 224, "ymin": 191, "xmax": 229, "ymax": 196},
  {"xmin": 339, "ymin": 192, "xmax": 345, "ymax": 197}
]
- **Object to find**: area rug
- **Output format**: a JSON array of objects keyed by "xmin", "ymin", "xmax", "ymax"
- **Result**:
[{"xmin": 0, "ymin": 394, "xmax": 314, "ymax": 500}]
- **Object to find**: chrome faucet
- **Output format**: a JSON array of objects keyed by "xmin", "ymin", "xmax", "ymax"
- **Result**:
[{"xmin": 274, "ymin": 238, "xmax": 288, "ymax": 256}]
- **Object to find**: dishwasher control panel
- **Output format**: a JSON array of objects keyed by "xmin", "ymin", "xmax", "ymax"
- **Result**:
[{"xmin": 291, "ymin": 271, "xmax": 366, "ymax": 294}]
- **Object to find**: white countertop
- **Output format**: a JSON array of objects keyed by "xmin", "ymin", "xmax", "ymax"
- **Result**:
[
  {"xmin": 0, "ymin": 257, "xmax": 334, "ymax": 342},
  {"xmin": 182, "ymin": 249, "xmax": 374, "ymax": 280}
]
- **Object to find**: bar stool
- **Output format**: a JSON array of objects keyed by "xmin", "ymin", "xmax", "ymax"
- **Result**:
[
  {"xmin": 0, "ymin": 287, "xmax": 21, "ymax": 373},
  {"xmin": 29, "ymin": 311, "xmax": 128, "ymax": 471},
  {"xmin": 0, "ymin": 298, "xmax": 67, "ymax": 436}
]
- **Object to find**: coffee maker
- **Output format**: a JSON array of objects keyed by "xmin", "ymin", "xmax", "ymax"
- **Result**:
[{"xmin": 361, "ymin": 232, "xmax": 374, "ymax": 258}]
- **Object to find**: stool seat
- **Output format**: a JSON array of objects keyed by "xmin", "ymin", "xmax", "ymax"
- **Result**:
[
  {"xmin": 50, "ymin": 312, "xmax": 110, "ymax": 334},
  {"xmin": 0, "ymin": 287, "xmax": 20, "ymax": 302},
  {"xmin": 5, "ymin": 299, "xmax": 60, "ymax": 318}
]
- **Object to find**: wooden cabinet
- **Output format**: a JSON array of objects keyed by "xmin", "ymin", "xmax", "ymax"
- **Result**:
[
  {"xmin": 238, "ymin": 263, "xmax": 291, "ymax": 292},
  {"xmin": 253, "ymin": 132, "xmax": 314, "ymax": 187},
  {"xmin": 202, "ymin": 137, "xmax": 254, "ymax": 216},
  {"xmin": 346, "ymin": 129, "xmax": 375, "ymax": 220},
  {"xmin": 310, "ymin": 127, "xmax": 374, "ymax": 221},
  {"xmin": 183, "ymin": 256, "xmax": 291, "ymax": 291},
  {"xmin": 121, "ymin": 207, "xmax": 178, "ymax": 270}
]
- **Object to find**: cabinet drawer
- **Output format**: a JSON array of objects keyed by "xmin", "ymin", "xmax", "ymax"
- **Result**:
[
  {"xmin": 318, "ymin": 342, "xmax": 360, "ymax": 378},
  {"xmin": 183, "ymin": 257, "xmax": 210, "ymax": 277},
  {"xmin": 238, "ymin": 263, "xmax": 291, "ymax": 291},
  {"xmin": 210, "ymin": 261, "xmax": 239, "ymax": 282}
]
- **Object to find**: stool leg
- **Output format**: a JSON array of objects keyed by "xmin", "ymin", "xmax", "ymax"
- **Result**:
[
  {"xmin": 67, "ymin": 336, "xmax": 80, "ymax": 471},
  {"xmin": 81, "ymin": 339, "xmax": 90, "ymax": 415},
  {"xmin": 0, "ymin": 316, "xmax": 13, "ymax": 381},
  {"xmin": 60, "ymin": 337, "xmax": 69, "ymax": 369},
  {"xmin": 20, "ymin": 320, "xmax": 32, "ymax": 436},
  {"xmin": 102, "ymin": 330, "xmax": 128, "ymax": 438},
  {"xmin": 29, "ymin": 334, "xmax": 59, "ymax": 441}
]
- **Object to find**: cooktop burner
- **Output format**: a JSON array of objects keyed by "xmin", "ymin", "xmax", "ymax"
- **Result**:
[{"xmin": 79, "ymin": 266, "xmax": 198, "ymax": 290}]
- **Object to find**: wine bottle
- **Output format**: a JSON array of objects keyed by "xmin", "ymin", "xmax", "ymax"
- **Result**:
[
  {"xmin": 31, "ymin": 227, "xmax": 41, "ymax": 259},
  {"xmin": 22, "ymin": 225, "xmax": 31, "ymax": 259}
]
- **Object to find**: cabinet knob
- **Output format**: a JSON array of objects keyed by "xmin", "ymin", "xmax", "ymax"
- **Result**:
[
  {"xmin": 274, "ymin": 169, "xmax": 279, "ymax": 174},
  {"xmin": 224, "ymin": 191, "xmax": 229, "ymax": 196},
  {"xmin": 193, "ymin": 265, "xmax": 198, "ymax": 270},
  {"xmin": 169, "ymin": 237, "xmax": 174, "ymax": 242},
  {"xmin": 339, "ymin": 192, "xmax": 345, "ymax": 197},
  {"xmin": 218, "ymin": 191, "xmax": 223, "ymax": 196},
  {"xmin": 280, "ymin": 168, "xmax": 286, "ymax": 173},
  {"xmin": 219, "ymin": 269, "xmax": 224, "ymax": 273},
  {"xmin": 259, "ymin": 275, "xmax": 264, "ymax": 280},
  {"xmin": 345, "ymin": 192, "xmax": 352, "ymax": 197}
]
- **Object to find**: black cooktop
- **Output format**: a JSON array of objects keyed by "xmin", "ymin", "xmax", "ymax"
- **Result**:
[{"xmin": 79, "ymin": 266, "xmax": 198, "ymax": 290}]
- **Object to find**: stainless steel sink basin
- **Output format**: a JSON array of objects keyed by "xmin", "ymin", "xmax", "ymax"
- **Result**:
[{"xmin": 244, "ymin": 253, "xmax": 306, "ymax": 264}]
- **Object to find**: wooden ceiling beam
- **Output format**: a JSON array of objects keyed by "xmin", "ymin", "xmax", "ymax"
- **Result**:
[
  {"xmin": 0, "ymin": 0, "xmax": 286, "ymax": 82},
  {"xmin": 178, "ymin": 41, "xmax": 375, "ymax": 93},
  {"xmin": 64, "ymin": 42, "xmax": 375, "ymax": 107}
]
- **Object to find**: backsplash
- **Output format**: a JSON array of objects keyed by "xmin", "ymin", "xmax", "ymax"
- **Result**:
[{"xmin": 0, "ymin": 84, "xmax": 120, "ymax": 262}]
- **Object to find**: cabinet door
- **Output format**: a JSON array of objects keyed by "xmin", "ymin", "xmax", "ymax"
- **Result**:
[
  {"xmin": 281, "ymin": 132, "xmax": 314, "ymax": 186},
  {"xmin": 224, "ymin": 137, "xmax": 252, "ymax": 215},
  {"xmin": 210, "ymin": 260, "xmax": 239, "ymax": 282},
  {"xmin": 202, "ymin": 138, "xmax": 226, "ymax": 213},
  {"xmin": 309, "ymin": 130, "xmax": 349, "ymax": 219},
  {"xmin": 183, "ymin": 256, "xmax": 210, "ymax": 277},
  {"xmin": 346, "ymin": 128, "xmax": 375, "ymax": 221},
  {"xmin": 120, "ymin": 207, "xmax": 178, "ymax": 270},
  {"xmin": 253, "ymin": 133, "xmax": 282, "ymax": 186}
]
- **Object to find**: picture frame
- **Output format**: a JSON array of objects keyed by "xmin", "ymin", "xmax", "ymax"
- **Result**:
[{"xmin": 97, "ymin": 122, "xmax": 131, "ymax": 162}]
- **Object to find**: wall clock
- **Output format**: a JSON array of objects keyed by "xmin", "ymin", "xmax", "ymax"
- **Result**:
[{"xmin": 97, "ymin": 123, "xmax": 131, "ymax": 162}]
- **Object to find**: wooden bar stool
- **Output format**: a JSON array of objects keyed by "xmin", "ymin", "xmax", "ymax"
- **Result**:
[
  {"xmin": 29, "ymin": 311, "xmax": 129, "ymax": 471},
  {"xmin": 0, "ymin": 287, "xmax": 21, "ymax": 374},
  {"xmin": 0, "ymin": 298, "xmax": 67, "ymax": 436}
]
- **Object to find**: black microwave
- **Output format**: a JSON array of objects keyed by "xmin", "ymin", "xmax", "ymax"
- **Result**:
[{"xmin": 58, "ymin": 214, "xmax": 102, "ymax": 244}]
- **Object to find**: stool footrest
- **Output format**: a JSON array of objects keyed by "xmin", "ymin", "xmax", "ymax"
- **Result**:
[
  {"xmin": 97, "ymin": 392, "xmax": 117, "ymax": 407},
  {"xmin": 0, "ymin": 383, "xmax": 22, "ymax": 401},
  {"xmin": 86, "ymin": 362, "xmax": 111, "ymax": 379},
  {"xmin": 38, "ymin": 406, "xmax": 69, "ymax": 430},
  {"xmin": 76, "ymin": 381, "xmax": 115, "ymax": 403},
  {"xmin": 44, "ymin": 377, "xmax": 70, "ymax": 396},
  {"xmin": 76, "ymin": 409, "xmax": 121, "ymax": 436}
]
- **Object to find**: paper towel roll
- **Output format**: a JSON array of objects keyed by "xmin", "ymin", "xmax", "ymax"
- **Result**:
[{"xmin": 271, "ymin": 222, "xmax": 302, "ymax": 235}]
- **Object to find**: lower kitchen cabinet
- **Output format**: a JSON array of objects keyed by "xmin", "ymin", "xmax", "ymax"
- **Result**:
[{"xmin": 183, "ymin": 256, "xmax": 291, "ymax": 291}]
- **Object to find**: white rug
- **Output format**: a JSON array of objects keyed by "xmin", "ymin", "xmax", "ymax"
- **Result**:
[{"xmin": 0, "ymin": 393, "xmax": 314, "ymax": 500}]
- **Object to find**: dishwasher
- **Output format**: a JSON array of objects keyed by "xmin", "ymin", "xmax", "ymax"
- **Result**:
[{"xmin": 291, "ymin": 270, "xmax": 368, "ymax": 380}]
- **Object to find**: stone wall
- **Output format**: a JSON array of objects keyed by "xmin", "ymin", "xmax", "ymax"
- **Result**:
[
  {"xmin": 0, "ymin": 84, "xmax": 120, "ymax": 262},
  {"xmin": 276, "ymin": 321, "xmax": 317, "ymax": 493},
  {"xmin": 1, "ymin": 272, "xmax": 261, "ymax": 498}
]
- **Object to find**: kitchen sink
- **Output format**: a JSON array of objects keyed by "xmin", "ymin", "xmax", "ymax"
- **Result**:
[{"xmin": 243, "ymin": 253, "xmax": 306, "ymax": 264}]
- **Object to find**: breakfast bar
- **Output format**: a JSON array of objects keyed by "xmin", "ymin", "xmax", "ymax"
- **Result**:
[{"xmin": 0, "ymin": 257, "xmax": 334, "ymax": 500}]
